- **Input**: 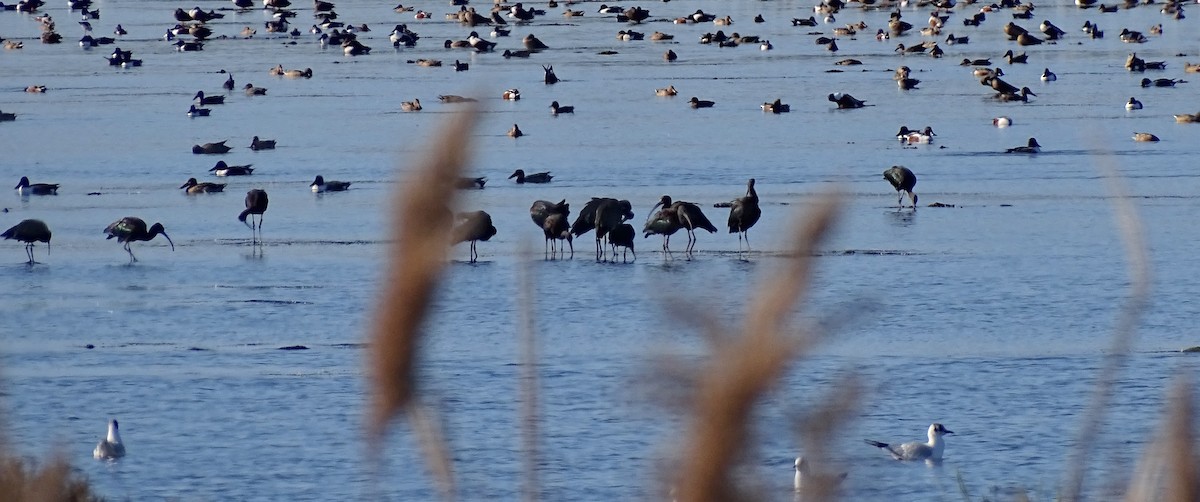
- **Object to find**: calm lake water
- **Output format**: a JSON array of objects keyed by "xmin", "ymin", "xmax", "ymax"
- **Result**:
[{"xmin": 2, "ymin": 0, "xmax": 1199, "ymax": 499}]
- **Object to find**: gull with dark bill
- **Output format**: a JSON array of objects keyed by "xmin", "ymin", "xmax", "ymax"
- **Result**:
[{"xmin": 864, "ymin": 423, "xmax": 953, "ymax": 462}]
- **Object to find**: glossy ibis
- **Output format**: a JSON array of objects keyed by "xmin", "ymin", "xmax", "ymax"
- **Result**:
[
  {"xmin": 239, "ymin": 189, "xmax": 269, "ymax": 244},
  {"xmin": 530, "ymin": 199, "xmax": 572, "ymax": 258},
  {"xmin": 883, "ymin": 166, "xmax": 918, "ymax": 209},
  {"xmin": 104, "ymin": 216, "xmax": 174, "ymax": 263},
  {"xmin": 453, "ymin": 210, "xmax": 497, "ymax": 263},
  {"xmin": 2, "ymin": 219, "xmax": 51, "ymax": 264},
  {"xmin": 571, "ymin": 197, "xmax": 634, "ymax": 261},
  {"xmin": 608, "ymin": 223, "xmax": 635, "ymax": 262},
  {"xmin": 722, "ymin": 178, "xmax": 761, "ymax": 253},
  {"xmin": 644, "ymin": 195, "xmax": 717, "ymax": 255}
]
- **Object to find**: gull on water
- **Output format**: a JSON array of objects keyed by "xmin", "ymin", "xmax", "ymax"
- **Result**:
[
  {"xmin": 864, "ymin": 423, "xmax": 953, "ymax": 462},
  {"xmin": 93, "ymin": 419, "xmax": 126, "ymax": 459},
  {"xmin": 794, "ymin": 456, "xmax": 848, "ymax": 491}
]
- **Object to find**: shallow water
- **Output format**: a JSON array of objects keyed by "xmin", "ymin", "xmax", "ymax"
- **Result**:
[{"xmin": 2, "ymin": 0, "xmax": 1200, "ymax": 499}]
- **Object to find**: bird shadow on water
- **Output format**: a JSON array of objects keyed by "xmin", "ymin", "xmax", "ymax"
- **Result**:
[{"xmin": 885, "ymin": 209, "xmax": 917, "ymax": 227}]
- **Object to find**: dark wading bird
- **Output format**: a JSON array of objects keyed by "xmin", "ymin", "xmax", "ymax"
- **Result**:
[
  {"xmin": 453, "ymin": 210, "xmax": 497, "ymax": 263},
  {"xmin": 530, "ymin": 199, "xmax": 572, "ymax": 258},
  {"xmin": 643, "ymin": 195, "xmax": 718, "ymax": 256},
  {"xmin": 570, "ymin": 197, "xmax": 635, "ymax": 262},
  {"xmin": 104, "ymin": 216, "xmax": 174, "ymax": 263},
  {"xmin": 15, "ymin": 176, "xmax": 59, "ymax": 195},
  {"xmin": 883, "ymin": 166, "xmax": 918, "ymax": 209},
  {"xmin": 608, "ymin": 223, "xmax": 635, "ymax": 263},
  {"xmin": 239, "ymin": 189, "xmax": 269, "ymax": 244},
  {"xmin": 509, "ymin": 169, "xmax": 553, "ymax": 184},
  {"xmin": 2, "ymin": 219, "xmax": 51, "ymax": 264},
  {"xmin": 717, "ymin": 178, "xmax": 761, "ymax": 253}
]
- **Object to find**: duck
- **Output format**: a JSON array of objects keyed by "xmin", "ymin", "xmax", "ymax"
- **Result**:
[
  {"xmin": 25, "ymin": 85, "xmax": 47, "ymax": 93},
  {"xmin": 1185, "ymin": 63, "xmax": 1200, "ymax": 73},
  {"xmin": 760, "ymin": 98, "xmax": 790, "ymax": 113},
  {"xmin": 1173, "ymin": 112, "xmax": 1200, "ymax": 123},
  {"xmin": 1040, "ymin": 68, "xmax": 1057, "ymax": 82},
  {"xmin": 897, "ymin": 126, "xmax": 936, "ymax": 144},
  {"xmin": 192, "ymin": 141, "xmax": 231, "ymax": 154},
  {"xmin": 1016, "ymin": 33, "xmax": 1044, "ymax": 46},
  {"xmin": 689, "ymin": 97, "xmax": 715, "ymax": 108},
  {"xmin": 961, "ymin": 58, "xmax": 992, "ymax": 66},
  {"xmin": 502, "ymin": 49, "xmax": 531, "ymax": 58},
  {"xmin": 243, "ymin": 83, "xmax": 267, "ymax": 96},
  {"xmin": 439, "ymin": 95, "xmax": 477, "ymax": 103},
  {"xmin": 945, "ymin": 33, "xmax": 969, "ymax": 44},
  {"xmin": 310, "ymin": 175, "xmax": 351, "ymax": 192},
  {"xmin": 173, "ymin": 39, "xmax": 203, "ymax": 51},
  {"xmin": 502, "ymin": 88, "xmax": 521, "ymax": 101},
  {"xmin": 1132, "ymin": 132, "xmax": 1160, "ymax": 142},
  {"xmin": 1003, "ymin": 49, "xmax": 1028, "ymax": 64},
  {"xmin": 549, "ymin": 101, "xmax": 574, "ymax": 115},
  {"xmin": 523, "ymin": 33, "xmax": 549, "ymax": 50},
  {"xmin": 508, "ymin": 169, "xmax": 553, "ymax": 184},
  {"xmin": 400, "ymin": 98, "xmax": 422, "ymax": 112},
  {"xmin": 760, "ymin": 40, "xmax": 772, "ymax": 51},
  {"xmin": 507, "ymin": 124, "xmax": 523, "ymax": 138},
  {"xmin": 187, "ymin": 104, "xmax": 211, "ymax": 117},
  {"xmin": 714, "ymin": 15, "xmax": 733, "ymax": 26},
  {"xmin": 249, "ymin": 136, "xmax": 276, "ymax": 150},
  {"xmin": 1119, "ymin": 28, "xmax": 1146, "ymax": 43},
  {"xmin": 1005, "ymin": 137, "xmax": 1041, "ymax": 153},
  {"xmin": 457, "ymin": 177, "xmax": 487, "ymax": 189},
  {"xmin": 663, "ymin": 49, "xmax": 677, "ymax": 61},
  {"xmin": 650, "ymin": 31, "xmax": 673, "ymax": 41},
  {"xmin": 193, "ymin": 90, "xmax": 224, "ymax": 105},
  {"xmin": 93, "ymin": 420, "xmax": 125, "ymax": 460},
  {"xmin": 655, "ymin": 85, "xmax": 678, "ymax": 97},
  {"xmin": 269, "ymin": 64, "xmax": 285, "ymax": 76},
  {"xmin": 828, "ymin": 92, "xmax": 866, "ymax": 109},
  {"xmin": 1141, "ymin": 78, "xmax": 1182, "ymax": 87},
  {"xmin": 283, "ymin": 67, "xmax": 313, "ymax": 78},
  {"xmin": 14, "ymin": 176, "xmax": 58, "ymax": 195},
  {"xmin": 209, "ymin": 160, "xmax": 254, "ymax": 176},
  {"xmin": 992, "ymin": 116, "xmax": 1012, "ymax": 127},
  {"xmin": 835, "ymin": 58, "xmax": 863, "ymax": 65},
  {"xmin": 997, "ymin": 87, "xmax": 1037, "ymax": 102},
  {"xmin": 616, "ymin": 30, "xmax": 644, "ymax": 41},
  {"xmin": 453, "ymin": 60, "xmax": 469, "ymax": 71},
  {"xmin": 1125, "ymin": 97, "xmax": 1143, "ymax": 110},
  {"xmin": 1040, "ymin": 20, "xmax": 1066, "ymax": 39},
  {"xmin": 408, "ymin": 59, "xmax": 441, "ymax": 67},
  {"xmin": 179, "ymin": 177, "xmax": 226, "ymax": 193}
]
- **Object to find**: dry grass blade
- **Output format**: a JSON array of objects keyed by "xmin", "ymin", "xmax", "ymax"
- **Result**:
[
  {"xmin": 1123, "ymin": 376, "xmax": 1198, "ymax": 502},
  {"xmin": 516, "ymin": 242, "xmax": 540, "ymax": 502},
  {"xmin": 1060, "ymin": 157, "xmax": 1151, "ymax": 502},
  {"xmin": 672, "ymin": 193, "xmax": 840, "ymax": 502},
  {"xmin": 0, "ymin": 452, "xmax": 100, "ymax": 502},
  {"xmin": 367, "ymin": 106, "xmax": 478, "ymax": 498}
]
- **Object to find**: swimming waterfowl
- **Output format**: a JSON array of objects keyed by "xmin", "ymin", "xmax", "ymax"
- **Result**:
[
  {"xmin": 1005, "ymin": 137, "xmax": 1041, "ymax": 153},
  {"xmin": 193, "ymin": 91, "xmax": 224, "ymax": 105},
  {"xmin": 865, "ymin": 423, "xmax": 953, "ymax": 462},
  {"xmin": 523, "ymin": 33, "xmax": 549, "ymax": 50},
  {"xmin": 3, "ymin": 40, "xmax": 23, "ymax": 49},
  {"xmin": 1040, "ymin": 68, "xmax": 1057, "ymax": 81},
  {"xmin": 342, "ymin": 39, "xmax": 371, "ymax": 56},
  {"xmin": 187, "ymin": 104, "xmax": 211, "ymax": 117},
  {"xmin": 1141, "ymin": 78, "xmax": 1182, "ymax": 87},
  {"xmin": 408, "ymin": 59, "xmax": 441, "ymax": 67},
  {"xmin": 616, "ymin": 30, "xmax": 644, "ymax": 41},
  {"xmin": 835, "ymin": 58, "xmax": 863, "ymax": 65},
  {"xmin": 444, "ymin": 39, "xmax": 471, "ymax": 49},
  {"xmin": 502, "ymin": 88, "xmax": 521, "ymax": 101},
  {"xmin": 993, "ymin": 116, "xmax": 1012, "ymax": 127},
  {"xmin": 269, "ymin": 64, "xmax": 284, "ymax": 76},
  {"xmin": 997, "ymin": 86, "xmax": 1037, "ymax": 102},
  {"xmin": 876, "ymin": 28, "xmax": 890, "ymax": 40},
  {"xmin": 664, "ymin": 49, "xmax": 677, "ymax": 61},
  {"xmin": 1132, "ymin": 132, "xmax": 1160, "ymax": 142},
  {"xmin": 883, "ymin": 166, "xmax": 918, "ymax": 208},
  {"xmin": 897, "ymin": 75, "xmax": 921, "ymax": 89},
  {"xmin": 1185, "ymin": 63, "xmax": 1200, "ymax": 73},
  {"xmin": 1003, "ymin": 49, "xmax": 1028, "ymax": 64},
  {"xmin": 961, "ymin": 58, "xmax": 992, "ymax": 66},
  {"xmin": 714, "ymin": 15, "xmax": 733, "ymax": 26},
  {"xmin": 897, "ymin": 126, "xmax": 935, "ymax": 144},
  {"xmin": 0, "ymin": 110, "xmax": 14, "ymax": 121},
  {"xmin": 243, "ymin": 83, "xmax": 267, "ymax": 96},
  {"xmin": 93, "ymin": 420, "xmax": 125, "ymax": 459},
  {"xmin": 192, "ymin": 141, "xmax": 231, "ymax": 154},
  {"xmin": 1119, "ymin": 28, "xmax": 1146, "ymax": 43},
  {"xmin": 761, "ymin": 98, "xmax": 790, "ymax": 113},
  {"xmin": 400, "ymin": 98, "xmax": 421, "ymax": 112},
  {"xmin": 945, "ymin": 33, "xmax": 969, "ymax": 44},
  {"xmin": 283, "ymin": 67, "xmax": 313, "ymax": 78},
  {"xmin": 173, "ymin": 39, "xmax": 203, "ymax": 51},
  {"xmin": 25, "ymin": 85, "xmax": 46, "ymax": 93},
  {"xmin": 509, "ymin": 169, "xmax": 553, "ymax": 184},
  {"xmin": 179, "ymin": 177, "xmax": 225, "ymax": 193},
  {"xmin": 562, "ymin": 8, "xmax": 582, "ymax": 17},
  {"xmin": 828, "ymin": 92, "xmax": 866, "ymax": 109},
  {"xmin": 310, "ymin": 175, "xmax": 351, "ymax": 192},
  {"xmin": 438, "ymin": 94, "xmax": 477, "ymax": 103},
  {"xmin": 549, "ymin": 101, "xmax": 573, "ymax": 115},
  {"xmin": 453, "ymin": 60, "xmax": 468, "ymax": 71},
  {"xmin": 597, "ymin": 4, "xmax": 623, "ymax": 14},
  {"xmin": 1173, "ymin": 112, "xmax": 1200, "ymax": 123},
  {"xmin": 895, "ymin": 43, "xmax": 926, "ymax": 54},
  {"xmin": 209, "ymin": 160, "xmax": 254, "ymax": 176},
  {"xmin": 249, "ymin": 136, "xmax": 275, "ymax": 150},
  {"xmin": 1017, "ymin": 32, "xmax": 1044, "ymax": 46},
  {"xmin": 619, "ymin": 6, "xmax": 650, "ymax": 23},
  {"xmin": 507, "ymin": 123, "xmax": 523, "ymax": 138},
  {"xmin": 1125, "ymin": 97, "xmax": 1143, "ymax": 110},
  {"xmin": 689, "ymin": 97, "xmax": 715, "ymax": 108},
  {"xmin": 1003, "ymin": 21, "xmax": 1029, "ymax": 40},
  {"xmin": 14, "ymin": 176, "xmax": 58, "ymax": 195},
  {"xmin": 760, "ymin": 40, "xmax": 773, "ymax": 51},
  {"xmin": 502, "ymin": 49, "xmax": 531, "ymax": 58},
  {"xmin": 650, "ymin": 31, "xmax": 673, "ymax": 41},
  {"xmin": 1040, "ymin": 20, "xmax": 1066, "ymax": 40},
  {"xmin": 456, "ymin": 177, "xmax": 486, "ymax": 189},
  {"xmin": 655, "ymin": 85, "xmax": 677, "ymax": 97}
]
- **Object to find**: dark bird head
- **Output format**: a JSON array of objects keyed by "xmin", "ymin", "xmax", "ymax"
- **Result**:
[
  {"xmin": 210, "ymin": 160, "xmax": 229, "ymax": 171},
  {"xmin": 15, "ymin": 176, "xmax": 30, "ymax": 189},
  {"xmin": 180, "ymin": 178, "xmax": 198, "ymax": 189},
  {"xmin": 508, "ymin": 169, "xmax": 525, "ymax": 180},
  {"xmin": 1028, "ymin": 137, "xmax": 1040, "ymax": 147},
  {"xmin": 311, "ymin": 175, "xmax": 325, "ymax": 187},
  {"xmin": 618, "ymin": 200, "xmax": 634, "ymax": 221},
  {"xmin": 149, "ymin": 223, "xmax": 175, "ymax": 251},
  {"xmin": 932, "ymin": 423, "xmax": 953, "ymax": 436}
]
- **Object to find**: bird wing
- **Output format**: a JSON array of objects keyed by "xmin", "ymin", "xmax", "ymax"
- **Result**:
[
  {"xmin": 864, "ymin": 439, "xmax": 905, "ymax": 460},
  {"xmin": 896, "ymin": 441, "xmax": 933, "ymax": 461},
  {"xmin": 570, "ymin": 197, "xmax": 607, "ymax": 237},
  {"xmin": 104, "ymin": 217, "xmax": 142, "ymax": 241},
  {"xmin": 883, "ymin": 168, "xmax": 903, "ymax": 190},
  {"xmin": 530, "ymin": 200, "xmax": 554, "ymax": 227},
  {"xmin": 678, "ymin": 202, "xmax": 718, "ymax": 233}
]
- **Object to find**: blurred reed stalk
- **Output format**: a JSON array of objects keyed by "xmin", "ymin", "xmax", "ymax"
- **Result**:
[
  {"xmin": 516, "ymin": 243, "xmax": 540, "ymax": 502},
  {"xmin": 0, "ymin": 450, "xmax": 100, "ymax": 502},
  {"xmin": 1061, "ymin": 156, "xmax": 1151, "ymax": 502},
  {"xmin": 367, "ymin": 106, "xmax": 478, "ymax": 500},
  {"xmin": 671, "ymin": 193, "xmax": 840, "ymax": 502},
  {"xmin": 1123, "ymin": 376, "xmax": 1199, "ymax": 502}
]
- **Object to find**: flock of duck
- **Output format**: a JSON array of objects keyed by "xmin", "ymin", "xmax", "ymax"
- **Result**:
[{"xmin": 2, "ymin": 0, "xmax": 1195, "ymax": 269}]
